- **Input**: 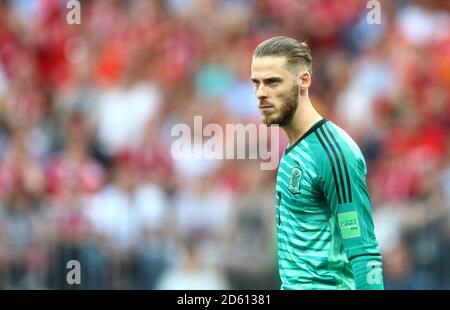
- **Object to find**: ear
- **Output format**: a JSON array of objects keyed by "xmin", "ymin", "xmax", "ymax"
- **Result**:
[{"xmin": 297, "ymin": 71, "xmax": 311, "ymax": 90}]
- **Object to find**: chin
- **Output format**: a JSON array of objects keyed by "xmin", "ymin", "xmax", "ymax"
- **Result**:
[{"xmin": 263, "ymin": 117, "xmax": 280, "ymax": 126}]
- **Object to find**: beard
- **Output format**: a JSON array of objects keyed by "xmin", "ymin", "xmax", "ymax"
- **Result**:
[{"xmin": 263, "ymin": 84, "xmax": 299, "ymax": 127}]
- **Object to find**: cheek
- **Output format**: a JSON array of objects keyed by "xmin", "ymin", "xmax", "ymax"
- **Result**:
[
  {"xmin": 274, "ymin": 84, "xmax": 292, "ymax": 97},
  {"xmin": 271, "ymin": 88, "xmax": 285, "ymax": 100},
  {"xmin": 273, "ymin": 90, "xmax": 290, "ymax": 104}
]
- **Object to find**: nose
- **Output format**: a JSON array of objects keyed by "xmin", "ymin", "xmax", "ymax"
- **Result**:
[{"xmin": 256, "ymin": 84, "xmax": 268, "ymax": 100}]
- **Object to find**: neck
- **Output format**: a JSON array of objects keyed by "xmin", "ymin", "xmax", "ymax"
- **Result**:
[{"xmin": 282, "ymin": 95, "xmax": 322, "ymax": 146}]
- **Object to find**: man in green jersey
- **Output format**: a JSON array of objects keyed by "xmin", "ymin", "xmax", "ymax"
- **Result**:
[{"xmin": 250, "ymin": 36, "xmax": 384, "ymax": 290}]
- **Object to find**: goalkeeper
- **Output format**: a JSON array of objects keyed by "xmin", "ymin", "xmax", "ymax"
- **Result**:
[{"xmin": 250, "ymin": 36, "xmax": 384, "ymax": 290}]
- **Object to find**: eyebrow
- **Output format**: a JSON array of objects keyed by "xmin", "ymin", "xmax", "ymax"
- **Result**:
[{"xmin": 251, "ymin": 77, "xmax": 283, "ymax": 83}]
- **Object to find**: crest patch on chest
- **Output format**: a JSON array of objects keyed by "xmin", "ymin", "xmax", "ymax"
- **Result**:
[{"xmin": 288, "ymin": 167, "xmax": 302, "ymax": 194}]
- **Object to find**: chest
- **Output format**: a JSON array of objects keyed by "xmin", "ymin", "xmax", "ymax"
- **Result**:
[
  {"xmin": 275, "ymin": 153, "xmax": 328, "ymax": 221},
  {"xmin": 276, "ymin": 154, "xmax": 319, "ymax": 198}
]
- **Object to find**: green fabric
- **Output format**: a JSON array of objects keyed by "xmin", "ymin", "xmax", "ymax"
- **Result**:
[
  {"xmin": 351, "ymin": 255, "xmax": 384, "ymax": 290},
  {"xmin": 276, "ymin": 119, "xmax": 384, "ymax": 290}
]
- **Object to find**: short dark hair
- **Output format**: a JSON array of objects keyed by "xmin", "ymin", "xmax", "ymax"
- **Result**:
[{"xmin": 253, "ymin": 36, "xmax": 312, "ymax": 76}]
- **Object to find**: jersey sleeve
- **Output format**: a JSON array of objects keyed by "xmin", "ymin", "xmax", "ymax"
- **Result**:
[{"xmin": 316, "ymin": 127, "xmax": 384, "ymax": 290}]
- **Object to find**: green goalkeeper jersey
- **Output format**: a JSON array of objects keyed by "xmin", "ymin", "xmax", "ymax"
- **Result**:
[{"xmin": 275, "ymin": 118, "xmax": 384, "ymax": 290}]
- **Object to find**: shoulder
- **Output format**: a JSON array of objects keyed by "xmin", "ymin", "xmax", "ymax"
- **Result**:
[
  {"xmin": 326, "ymin": 122, "xmax": 364, "ymax": 158},
  {"xmin": 313, "ymin": 120, "xmax": 366, "ymax": 172}
]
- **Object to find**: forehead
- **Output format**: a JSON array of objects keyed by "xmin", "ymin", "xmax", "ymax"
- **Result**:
[{"xmin": 251, "ymin": 56, "xmax": 290, "ymax": 79}]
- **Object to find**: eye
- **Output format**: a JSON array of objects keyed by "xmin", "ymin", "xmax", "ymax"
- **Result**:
[{"xmin": 266, "ymin": 79, "xmax": 280, "ymax": 86}]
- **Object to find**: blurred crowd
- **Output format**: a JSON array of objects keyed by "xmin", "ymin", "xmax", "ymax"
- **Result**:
[{"xmin": 0, "ymin": 0, "xmax": 449, "ymax": 289}]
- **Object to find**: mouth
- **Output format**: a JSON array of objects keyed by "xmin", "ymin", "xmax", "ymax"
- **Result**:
[{"xmin": 259, "ymin": 105, "xmax": 274, "ymax": 112}]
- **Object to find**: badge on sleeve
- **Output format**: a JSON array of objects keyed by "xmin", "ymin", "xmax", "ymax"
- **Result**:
[{"xmin": 338, "ymin": 211, "xmax": 361, "ymax": 239}]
